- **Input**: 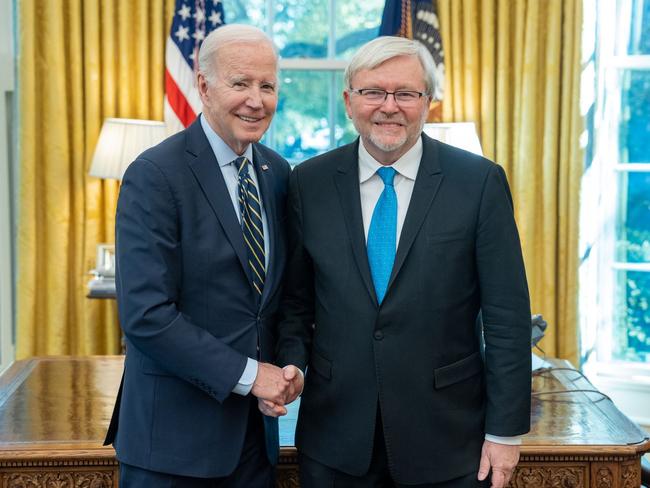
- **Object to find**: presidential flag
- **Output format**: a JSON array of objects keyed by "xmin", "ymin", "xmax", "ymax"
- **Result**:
[
  {"xmin": 165, "ymin": 0, "xmax": 225, "ymax": 133},
  {"xmin": 379, "ymin": 0, "xmax": 444, "ymax": 120}
]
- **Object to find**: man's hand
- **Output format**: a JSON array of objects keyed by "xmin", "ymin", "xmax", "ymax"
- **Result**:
[
  {"xmin": 251, "ymin": 362, "xmax": 291, "ymax": 405},
  {"xmin": 282, "ymin": 365, "xmax": 304, "ymax": 404},
  {"xmin": 477, "ymin": 440, "xmax": 520, "ymax": 488},
  {"xmin": 258, "ymin": 398, "xmax": 287, "ymax": 417},
  {"xmin": 257, "ymin": 365, "xmax": 304, "ymax": 418}
]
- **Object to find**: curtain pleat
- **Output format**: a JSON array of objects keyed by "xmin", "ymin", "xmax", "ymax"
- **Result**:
[
  {"xmin": 438, "ymin": 0, "xmax": 583, "ymax": 364},
  {"xmin": 17, "ymin": 0, "xmax": 175, "ymax": 358},
  {"xmin": 17, "ymin": 0, "xmax": 583, "ymax": 364}
]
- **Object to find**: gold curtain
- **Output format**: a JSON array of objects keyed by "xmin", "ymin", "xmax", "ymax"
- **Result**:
[
  {"xmin": 438, "ymin": 0, "xmax": 583, "ymax": 364},
  {"xmin": 17, "ymin": 0, "xmax": 175, "ymax": 358}
]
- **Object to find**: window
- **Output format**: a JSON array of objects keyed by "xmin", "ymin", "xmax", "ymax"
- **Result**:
[
  {"xmin": 224, "ymin": 0, "xmax": 384, "ymax": 163},
  {"xmin": 0, "ymin": 0, "xmax": 16, "ymax": 373},
  {"xmin": 580, "ymin": 0, "xmax": 650, "ymax": 425}
]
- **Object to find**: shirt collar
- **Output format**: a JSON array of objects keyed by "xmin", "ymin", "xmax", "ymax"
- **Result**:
[
  {"xmin": 200, "ymin": 113, "xmax": 254, "ymax": 167},
  {"xmin": 358, "ymin": 136, "xmax": 423, "ymax": 183}
]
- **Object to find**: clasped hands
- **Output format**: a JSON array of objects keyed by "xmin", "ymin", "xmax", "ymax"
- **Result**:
[{"xmin": 251, "ymin": 363, "xmax": 303, "ymax": 417}]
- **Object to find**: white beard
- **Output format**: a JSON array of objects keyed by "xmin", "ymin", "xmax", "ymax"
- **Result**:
[
  {"xmin": 358, "ymin": 108, "xmax": 429, "ymax": 155},
  {"xmin": 367, "ymin": 130, "xmax": 408, "ymax": 153}
]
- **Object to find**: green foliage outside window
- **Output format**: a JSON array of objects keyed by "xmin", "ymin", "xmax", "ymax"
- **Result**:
[{"xmin": 224, "ymin": 0, "xmax": 383, "ymax": 163}]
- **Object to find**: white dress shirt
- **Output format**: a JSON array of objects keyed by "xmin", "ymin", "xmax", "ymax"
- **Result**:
[
  {"xmin": 356, "ymin": 137, "xmax": 521, "ymax": 446},
  {"xmin": 358, "ymin": 137, "xmax": 421, "ymax": 245},
  {"xmin": 199, "ymin": 114, "xmax": 263, "ymax": 396}
]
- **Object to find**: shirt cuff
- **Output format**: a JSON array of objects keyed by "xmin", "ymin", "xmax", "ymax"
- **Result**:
[
  {"xmin": 231, "ymin": 358, "xmax": 258, "ymax": 396},
  {"xmin": 484, "ymin": 434, "xmax": 522, "ymax": 445}
]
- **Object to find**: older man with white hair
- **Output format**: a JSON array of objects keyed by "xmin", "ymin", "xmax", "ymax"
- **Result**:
[
  {"xmin": 275, "ymin": 36, "xmax": 532, "ymax": 488},
  {"xmin": 104, "ymin": 24, "xmax": 300, "ymax": 487}
]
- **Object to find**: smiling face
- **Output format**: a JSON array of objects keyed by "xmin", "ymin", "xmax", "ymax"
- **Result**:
[
  {"xmin": 197, "ymin": 41, "xmax": 278, "ymax": 155},
  {"xmin": 344, "ymin": 55, "xmax": 431, "ymax": 165}
]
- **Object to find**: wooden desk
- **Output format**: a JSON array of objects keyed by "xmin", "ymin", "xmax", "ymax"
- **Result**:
[
  {"xmin": 0, "ymin": 357, "xmax": 648, "ymax": 488},
  {"xmin": 520, "ymin": 359, "xmax": 650, "ymax": 487}
]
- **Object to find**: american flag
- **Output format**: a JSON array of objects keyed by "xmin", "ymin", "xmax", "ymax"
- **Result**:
[
  {"xmin": 165, "ymin": 0, "xmax": 225, "ymax": 133},
  {"xmin": 379, "ymin": 0, "xmax": 444, "ymax": 120}
]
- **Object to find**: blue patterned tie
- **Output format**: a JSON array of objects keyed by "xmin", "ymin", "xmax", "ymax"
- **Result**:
[
  {"xmin": 235, "ymin": 157, "xmax": 265, "ymax": 297},
  {"xmin": 367, "ymin": 166, "xmax": 397, "ymax": 304}
]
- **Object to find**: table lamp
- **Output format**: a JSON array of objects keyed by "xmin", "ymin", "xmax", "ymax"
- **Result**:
[
  {"xmin": 87, "ymin": 118, "xmax": 167, "ymax": 297},
  {"xmin": 89, "ymin": 118, "xmax": 167, "ymax": 180},
  {"xmin": 422, "ymin": 122, "xmax": 483, "ymax": 156}
]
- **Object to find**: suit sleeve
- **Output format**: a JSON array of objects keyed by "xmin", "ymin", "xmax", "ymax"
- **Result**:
[
  {"xmin": 116, "ymin": 158, "xmax": 248, "ymax": 403},
  {"xmin": 275, "ymin": 167, "xmax": 315, "ymax": 371},
  {"xmin": 476, "ymin": 163, "xmax": 532, "ymax": 436}
]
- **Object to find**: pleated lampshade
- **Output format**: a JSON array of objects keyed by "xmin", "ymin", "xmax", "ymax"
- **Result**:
[{"xmin": 89, "ymin": 118, "xmax": 167, "ymax": 180}]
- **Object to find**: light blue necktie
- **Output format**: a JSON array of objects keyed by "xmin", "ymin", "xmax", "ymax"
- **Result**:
[{"xmin": 367, "ymin": 166, "xmax": 397, "ymax": 304}]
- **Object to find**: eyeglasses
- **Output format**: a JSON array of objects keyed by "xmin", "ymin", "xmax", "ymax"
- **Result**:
[{"xmin": 349, "ymin": 88, "xmax": 427, "ymax": 106}]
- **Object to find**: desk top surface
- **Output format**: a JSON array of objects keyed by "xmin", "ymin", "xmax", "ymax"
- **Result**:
[{"xmin": 0, "ymin": 356, "xmax": 648, "ymax": 458}]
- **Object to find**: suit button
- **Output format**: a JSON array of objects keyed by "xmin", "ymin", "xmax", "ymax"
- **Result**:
[{"xmin": 374, "ymin": 330, "xmax": 384, "ymax": 340}]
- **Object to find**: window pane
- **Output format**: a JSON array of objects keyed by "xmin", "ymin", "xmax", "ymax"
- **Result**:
[
  {"xmin": 223, "ymin": 0, "xmax": 266, "ymax": 29},
  {"xmin": 265, "ymin": 71, "xmax": 356, "ymax": 163},
  {"xmin": 334, "ymin": 71, "xmax": 358, "ymax": 146},
  {"xmin": 273, "ymin": 0, "xmax": 328, "ymax": 58},
  {"xmin": 613, "ymin": 270, "xmax": 650, "ymax": 362},
  {"xmin": 618, "ymin": 69, "xmax": 650, "ymax": 162},
  {"xmin": 617, "ymin": 172, "xmax": 650, "ymax": 262},
  {"xmin": 335, "ymin": 0, "xmax": 383, "ymax": 59},
  {"xmin": 627, "ymin": 0, "xmax": 650, "ymax": 54},
  {"xmin": 268, "ymin": 70, "xmax": 334, "ymax": 162}
]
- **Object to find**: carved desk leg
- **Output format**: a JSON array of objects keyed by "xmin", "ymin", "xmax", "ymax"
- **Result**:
[
  {"xmin": 276, "ymin": 464, "xmax": 300, "ymax": 488},
  {"xmin": 620, "ymin": 458, "xmax": 641, "ymax": 488},
  {"xmin": 591, "ymin": 462, "xmax": 618, "ymax": 488},
  {"xmin": 509, "ymin": 463, "xmax": 587, "ymax": 487},
  {"xmin": 1, "ymin": 467, "xmax": 118, "ymax": 488}
]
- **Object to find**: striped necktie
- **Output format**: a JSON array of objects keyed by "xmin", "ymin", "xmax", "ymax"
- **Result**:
[{"xmin": 235, "ymin": 156, "xmax": 265, "ymax": 297}]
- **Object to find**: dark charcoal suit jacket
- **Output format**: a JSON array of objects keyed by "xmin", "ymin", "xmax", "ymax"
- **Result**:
[
  {"xmin": 276, "ymin": 134, "xmax": 531, "ymax": 485},
  {"xmin": 104, "ymin": 118, "xmax": 291, "ymax": 478}
]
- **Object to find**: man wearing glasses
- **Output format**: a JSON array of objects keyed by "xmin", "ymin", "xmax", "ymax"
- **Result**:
[{"xmin": 273, "ymin": 36, "xmax": 532, "ymax": 487}]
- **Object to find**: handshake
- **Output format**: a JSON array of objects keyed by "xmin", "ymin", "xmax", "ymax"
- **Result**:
[{"xmin": 252, "ymin": 363, "xmax": 304, "ymax": 417}]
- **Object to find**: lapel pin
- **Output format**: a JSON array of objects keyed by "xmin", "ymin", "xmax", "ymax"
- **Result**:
[{"xmin": 261, "ymin": 164, "xmax": 269, "ymax": 171}]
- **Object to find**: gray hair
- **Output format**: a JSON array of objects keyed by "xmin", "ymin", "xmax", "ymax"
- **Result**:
[
  {"xmin": 344, "ymin": 36, "xmax": 436, "ymax": 96},
  {"xmin": 198, "ymin": 24, "xmax": 277, "ymax": 85}
]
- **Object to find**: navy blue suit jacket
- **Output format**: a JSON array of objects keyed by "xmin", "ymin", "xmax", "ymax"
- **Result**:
[
  {"xmin": 276, "ymin": 135, "xmax": 531, "ymax": 484},
  {"xmin": 104, "ymin": 119, "xmax": 291, "ymax": 478}
]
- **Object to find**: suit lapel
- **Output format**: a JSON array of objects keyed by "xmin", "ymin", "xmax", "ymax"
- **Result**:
[
  {"xmin": 185, "ymin": 121, "xmax": 252, "ymax": 285},
  {"xmin": 251, "ymin": 144, "xmax": 278, "ymax": 308},
  {"xmin": 334, "ymin": 141, "xmax": 378, "ymax": 305},
  {"xmin": 387, "ymin": 135, "xmax": 443, "ymax": 291}
]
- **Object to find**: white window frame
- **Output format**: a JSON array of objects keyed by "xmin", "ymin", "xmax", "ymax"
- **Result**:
[
  {"xmin": 272, "ymin": 60, "xmax": 348, "ymax": 164},
  {"xmin": 580, "ymin": 0, "xmax": 650, "ymax": 428},
  {"xmin": 0, "ymin": 0, "xmax": 15, "ymax": 373},
  {"xmin": 255, "ymin": 0, "xmax": 376, "ymax": 161}
]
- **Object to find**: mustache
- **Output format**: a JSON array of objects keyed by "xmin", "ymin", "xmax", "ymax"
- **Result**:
[{"xmin": 371, "ymin": 116, "xmax": 406, "ymax": 125}]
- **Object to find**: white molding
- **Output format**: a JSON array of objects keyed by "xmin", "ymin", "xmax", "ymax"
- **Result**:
[
  {"xmin": 613, "ymin": 163, "xmax": 650, "ymax": 172},
  {"xmin": 611, "ymin": 262, "xmax": 650, "ymax": 272},
  {"xmin": 0, "ymin": 0, "xmax": 15, "ymax": 371},
  {"xmin": 605, "ymin": 54, "xmax": 650, "ymax": 70},
  {"xmin": 588, "ymin": 376, "xmax": 650, "ymax": 427},
  {"xmin": 584, "ymin": 362, "xmax": 650, "ymax": 427},
  {"xmin": 278, "ymin": 58, "xmax": 348, "ymax": 70}
]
